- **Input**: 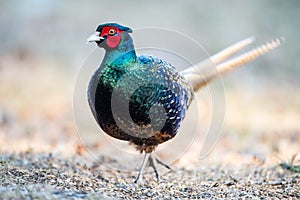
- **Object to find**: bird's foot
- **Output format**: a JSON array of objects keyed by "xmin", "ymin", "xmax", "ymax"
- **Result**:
[
  {"xmin": 133, "ymin": 175, "xmax": 144, "ymax": 184},
  {"xmin": 134, "ymin": 152, "xmax": 174, "ymax": 184}
]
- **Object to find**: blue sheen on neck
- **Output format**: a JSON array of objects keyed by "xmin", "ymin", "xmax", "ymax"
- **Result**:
[{"xmin": 101, "ymin": 32, "xmax": 137, "ymax": 70}]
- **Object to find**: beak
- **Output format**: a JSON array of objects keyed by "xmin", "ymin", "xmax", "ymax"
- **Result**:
[{"xmin": 86, "ymin": 32, "xmax": 105, "ymax": 43}]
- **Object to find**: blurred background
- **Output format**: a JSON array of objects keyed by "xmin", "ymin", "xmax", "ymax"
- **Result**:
[{"xmin": 0, "ymin": 0, "xmax": 299, "ymax": 167}]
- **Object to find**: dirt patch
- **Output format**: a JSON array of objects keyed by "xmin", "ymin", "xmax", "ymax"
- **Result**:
[{"xmin": 0, "ymin": 152, "xmax": 299, "ymax": 199}]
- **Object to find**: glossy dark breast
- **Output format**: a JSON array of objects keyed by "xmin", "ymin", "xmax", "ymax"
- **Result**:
[{"xmin": 88, "ymin": 55, "xmax": 193, "ymax": 152}]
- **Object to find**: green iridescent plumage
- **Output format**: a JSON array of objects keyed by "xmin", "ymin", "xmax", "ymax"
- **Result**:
[{"xmin": 88, "ymin": 23, "xmax": 193, "ymax": 154}]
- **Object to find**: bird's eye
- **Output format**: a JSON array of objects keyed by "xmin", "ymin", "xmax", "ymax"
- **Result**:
[{"xmin": 108, "ymin": 29, "xmax": 116, "ymax": 36}]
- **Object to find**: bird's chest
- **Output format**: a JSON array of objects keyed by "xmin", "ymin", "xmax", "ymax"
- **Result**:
[
  {"xmin": 91, "ymin": 67, "xmax": 126, "ymax": 110},
  {"xmin": 89, "ymin": 63, "xmax": 189, "ymax": 143},
  {"xmin": 94, "ymin": 67, "xmax": 154, "ymax": 115},
  {"xmin": 90, "ymin": 66, "xmax": 145, "ymax": 121}
]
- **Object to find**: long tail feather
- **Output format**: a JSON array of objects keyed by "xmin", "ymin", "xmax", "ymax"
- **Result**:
[
  {"xmin": 211, "ymin": 37, "xmax": 256, "ymax": 65},
  {"xmin": 181, "ymin": 37, "xmax": 284, "ymax": 92},
  {"xmin": 180, "ymin": 37, "xmax": 256, "ymax": 75}
]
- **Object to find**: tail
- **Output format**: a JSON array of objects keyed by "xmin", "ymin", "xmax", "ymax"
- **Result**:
[{"xmin": 180, "ymin": 37, "xmax": 284, "ymax": 92}]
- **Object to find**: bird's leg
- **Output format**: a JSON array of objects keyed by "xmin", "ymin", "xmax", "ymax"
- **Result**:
[
  {"xmin": 148, "ymin": 154, "xmax": 160, "ymax": 181},
  {"xmin": 134, "ymin": 153, "xmax": 150, "ymax": 184},
  {"xmin": 148, "ymin": 153, "xmax": 175, "ymax": 181},
  {"xmin": 134, "ymin": 153, "xmax": 175, "ymax": 183},
  {"xmin": 152, "ymin": 153, "xmax": 175, "ymax": 171}
]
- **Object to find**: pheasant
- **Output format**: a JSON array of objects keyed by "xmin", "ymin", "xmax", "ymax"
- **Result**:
[{"xmin": 86, "ymin": 22, "xmax": 283, "ymax": 183}]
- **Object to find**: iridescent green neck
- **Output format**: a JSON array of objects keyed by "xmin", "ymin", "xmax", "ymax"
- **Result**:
[{"xmin": 101, "ymin": 32, "xmax": 136, "ymax": 70}]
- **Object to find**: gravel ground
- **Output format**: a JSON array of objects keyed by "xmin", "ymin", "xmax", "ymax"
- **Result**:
[{"xmin": 0, "ymin": 152, "xmax": 299, "ymax": 199}]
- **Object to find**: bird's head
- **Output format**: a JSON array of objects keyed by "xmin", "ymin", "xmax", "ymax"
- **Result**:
[{"xmin": 87, "ymin": 23, "xmax": 133, "ymax": 50}]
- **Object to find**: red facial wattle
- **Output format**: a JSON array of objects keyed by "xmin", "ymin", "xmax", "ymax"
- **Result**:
[{"xmin": 100, "ymin": 26, "xmax": 122, "ymax": 48}]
